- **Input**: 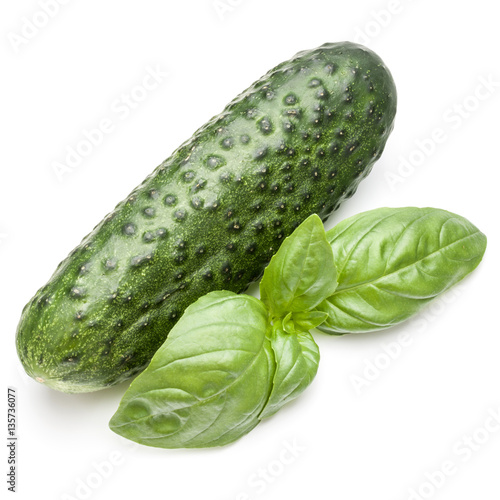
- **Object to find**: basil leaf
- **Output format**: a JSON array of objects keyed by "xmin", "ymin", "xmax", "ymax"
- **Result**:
[
  {"xmin": 282, "ymin": 310, "xmax": 329, "ymax": 334},
  {"xmin": 316, "ymin": 207, "xmax": 487, "ymax": 334},
  {"xmin": 109, "ymin": 291, "xmax": 275, "ymax": 448},
  {"xmin": 260, "ymin": 214, "xmax": 337, "ymax": 317},
  {"xmin": 259, "ymin": 327, "xmax": 320, "ymax": 420}
]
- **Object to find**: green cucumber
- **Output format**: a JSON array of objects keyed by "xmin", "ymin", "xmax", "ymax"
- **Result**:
[{"xmin": 16, "ymin": 42, "xmax": 397, "ymax": 393}]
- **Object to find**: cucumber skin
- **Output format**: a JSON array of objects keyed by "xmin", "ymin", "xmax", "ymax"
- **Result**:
[{"xmin": 16, "ymin": 42, "xmax": 397, "ymax": 393}]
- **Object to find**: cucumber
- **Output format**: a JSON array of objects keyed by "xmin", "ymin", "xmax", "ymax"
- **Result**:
[{"xmin": 16, "ymin": 42, "xmax": 397, "ymax": 393}]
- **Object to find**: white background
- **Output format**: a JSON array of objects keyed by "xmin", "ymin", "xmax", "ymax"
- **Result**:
[{"xmin": 1, "ymin": 1, "xmax": 499, "ymax": 499}]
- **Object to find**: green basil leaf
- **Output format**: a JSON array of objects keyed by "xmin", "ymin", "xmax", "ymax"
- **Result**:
[
  {"xmin": 260, "ymin": 214, "xmax": 337, "ymax": 317},
  {"xmin": 259, "ymin": 327, "xmax": 319, "ymax": 420},
  {"xmin": 316, "ymin": 207, "xmax": 487, "ymax": 334},
  {"xmin": 283, "ymin": 310, "xmax": 329, "ymax": 334},
  {"xmin": 109, "ymin": 291, "xmax": 275, "ymax": 448}
]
